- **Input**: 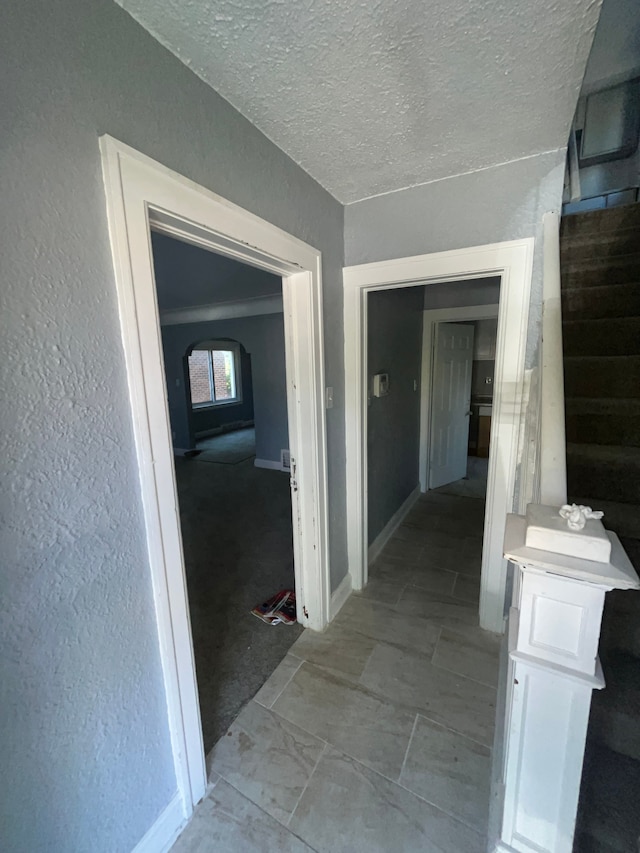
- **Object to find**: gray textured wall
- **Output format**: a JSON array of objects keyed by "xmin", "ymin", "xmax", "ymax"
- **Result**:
[
  {"xmin": 162, "ymin": 315, "xmax": 289, "ymax": 462},
  {"xmin": 345, "ymin": 150, "xmax": 567, "ymax": 370},
  {"xmin": 367, "ymin": 288, "xmax": 424, "ymax": 543},
  {"xmin": 0, "ymin": 0, "xmax": 344, "ymax": 850}
]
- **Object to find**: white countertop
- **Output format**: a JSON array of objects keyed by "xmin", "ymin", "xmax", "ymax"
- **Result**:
[{"xmin": 504, "ymin": 513, "xmax": 640, "ymax": 590}]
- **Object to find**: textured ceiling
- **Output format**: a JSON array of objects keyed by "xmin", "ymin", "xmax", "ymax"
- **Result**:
[{"xmin": 117, "ymin": 0, "xmax": 602, "ymax": 203}]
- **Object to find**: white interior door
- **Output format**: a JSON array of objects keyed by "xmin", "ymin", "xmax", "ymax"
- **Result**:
[{"xmin": 429, "ymin": 322, "xmax": 474, "ymax": 489}]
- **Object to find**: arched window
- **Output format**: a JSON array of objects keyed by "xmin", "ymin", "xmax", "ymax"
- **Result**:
[{"xmin": 187, "ymin": 340, "xmax": 242, "ymax": 408}]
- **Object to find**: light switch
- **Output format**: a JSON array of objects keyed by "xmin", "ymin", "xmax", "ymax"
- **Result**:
[
  {"xmin": 373, "ymin": 373, "xmax": 390, "ymax": 397},
  {"xmin": 325, "ymin": 386, "xmax": 334, "ymax": 409}
]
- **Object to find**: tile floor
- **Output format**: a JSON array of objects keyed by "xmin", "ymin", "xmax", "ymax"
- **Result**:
[{"xmin": 172, "ymin": 491, "xmax": 500, "ymax": 853}]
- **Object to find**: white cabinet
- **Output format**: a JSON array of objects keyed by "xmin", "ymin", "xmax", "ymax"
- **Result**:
[{"xmin": 494, "ymin": 510, "xmax": 639, "ymax": 853}]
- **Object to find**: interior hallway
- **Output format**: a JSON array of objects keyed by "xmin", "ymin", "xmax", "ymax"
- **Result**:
[
  {"xmin": 172, "ymin": 490, "xmax": 499, "ymax": 852},
  {"xmin": 175, "ymin": 453, "xmax": 301, "ymax": 751},
  {"xmin": 433, "ymin": 456, "xmax": 489, "ymax": 500}
]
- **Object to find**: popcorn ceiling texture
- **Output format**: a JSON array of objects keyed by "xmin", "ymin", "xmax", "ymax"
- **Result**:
[{"xmin": 117, "ymin": 0, "xmax": 602, "ymax": 203}]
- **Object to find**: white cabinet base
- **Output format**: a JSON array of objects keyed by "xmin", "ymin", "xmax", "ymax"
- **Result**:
[{"xmin": 492, "ymin": 513, "xmax": 639, "ymax": 853}]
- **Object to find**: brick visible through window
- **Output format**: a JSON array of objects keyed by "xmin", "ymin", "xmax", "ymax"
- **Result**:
[
  {"xmin": 188, "ymin": 349, "xmax": 212, "ymax": 404},
  {"xmin": 188, "ymin": 346, "xmax": 238, "ymax": 406},
  {"xmin": 212, "ymin": 350, "xmax": 234, "ymax": 400}
]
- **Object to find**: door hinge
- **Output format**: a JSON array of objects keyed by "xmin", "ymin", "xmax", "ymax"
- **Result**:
[
  {"xmin": 303, "ymin": 606, "xmax": 309, "ymax": 618},
  {"xmin": 290, "ymin": 457, "xmax": 298, "ymax": 492}
]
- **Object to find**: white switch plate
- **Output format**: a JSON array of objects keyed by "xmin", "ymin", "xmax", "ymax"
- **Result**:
[{"xmin": 373, "ymin": 373, "xmax": 390, "ymax": 397}]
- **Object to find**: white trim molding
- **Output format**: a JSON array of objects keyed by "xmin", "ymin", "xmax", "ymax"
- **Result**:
[
  {"xmin": 131, "ymin": 793, "xmax": 186, "ymax": 853},
  {"xmin": 343, "ymin": 240, "xmax": 534, "ymax": 634},
  {"xmin": 329, "ymin": 573, "xmax": 353, "ymax": 621},
  {"xmin": 368, "ymin": 485, "xmax": 422, "ymax": 565},
  {"xmin": 160, "ymin": 293, "xmax": 283, "ymax": 326},
  {"xmin": 99, "ymin": 136, "xmax": 331, "ymax": 824}
]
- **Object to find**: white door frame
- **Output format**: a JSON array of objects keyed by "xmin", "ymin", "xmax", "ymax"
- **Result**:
[
  {"xmin": 99, "ymin": 136, "xmax": 330, "ymax": 820},
  {"xmin": 344, "ymin": 240, "xmax": 534, "ymax": 635},
  {"xmin": 419, "ymin": 304, "xmax": 500, "ymax": 491}
]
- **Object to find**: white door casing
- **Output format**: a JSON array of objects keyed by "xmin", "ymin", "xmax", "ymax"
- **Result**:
[
  {"xmin": 99, "ymin": 136, "xmax": 330, "ymax": 832},
  {"xmin": 344, "ymin": 239, "xmax": 534, "ymax": 634},
  {"xmin": 429, "ymin": 323, "xmax": 475, "ymax": 489}
]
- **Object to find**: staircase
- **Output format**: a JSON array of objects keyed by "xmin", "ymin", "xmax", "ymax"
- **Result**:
[{"xmin": 560, "ymin": 204, "xmax": 640, "ymax": 853}]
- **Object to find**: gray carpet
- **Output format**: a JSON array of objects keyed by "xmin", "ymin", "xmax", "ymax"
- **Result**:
[
  {"xmin": 174, "ymin": 454, "xmax": 302, "ymax": 753},
  {"xmin": 196, "ymin": 427, "xmax": 256, "ymax": 464}
]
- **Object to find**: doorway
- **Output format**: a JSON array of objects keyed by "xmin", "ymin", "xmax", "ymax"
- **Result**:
[
  {"xmin": 344, "ymin": 240, "xmax": 534, "ymax": 635},
  {"xmin": 99, "ymin": 136, "xmax": 330, "ymax": 815},
  {"xmin": 423, "ymin": 310, "xmax": 499, "ymax": 501},
  {"xmin": 152, "ymin": 231, "xmax": 304, "ymax": 752}
]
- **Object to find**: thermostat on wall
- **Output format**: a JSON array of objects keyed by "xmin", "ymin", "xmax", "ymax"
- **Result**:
[{"xmin": 373, "ymin": 373, "xmax": 390, "ymax": 397}]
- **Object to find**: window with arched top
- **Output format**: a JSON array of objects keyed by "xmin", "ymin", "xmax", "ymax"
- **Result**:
[{"xmin": 187, "ymin": 340, "xmax": 242, "ymax": 408}]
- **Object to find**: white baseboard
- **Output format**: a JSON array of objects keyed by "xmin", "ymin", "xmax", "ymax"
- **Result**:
[
  {"xmin": 367, "ymin": 485, "xmax": 421, "ymax": 565},
  {"xmin": 329, "ymin": 573, "xmax": 352, "ymax": 621},
  {"xmin": 194, "ymin": 427, "xmax": 224, "ymax": 439},
  {"xmin": 132, "ymin": 792, "xmax": 186, "ymax": 853},
  {"xmin": 195, "ymin": 420, "xmax": 254, "ymax": 440},
  {"xmin": 254, "ymin": 458, "xmax": 284, "ymax": 471}
]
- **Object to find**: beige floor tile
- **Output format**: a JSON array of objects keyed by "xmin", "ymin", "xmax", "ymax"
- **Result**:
[
  {"xmin": 381, "ymin": 536, "xmax": 424, "ymax": 561},
  {"xmin": 253, "ymin": 654, "xmax": 302, "ymax": 709},
  {"xmin": 207, "ymin": 701, "xmax": 324, "ymax": 824},
  {"xmin": 397, "ymin": 586, "xmax": 480, "ymax": 629},
  {"xmin": 369, "ymin": 556, "xmax": 419, "ymax": 582},
  {"xmin": 453, "ymin": 558, "xmax": 483, "ymax": 578},
  {"xmin": 421, "ymin": 541, "xmax": 481, "ymax": 574},
  {"xmin": 290, "ymin": 621, "xmax": 376, "ymax": 681},
  {"xmin": 359, "ymin": 642, "xmax": 496, "ymax": 746},
  {"xmin": 432, "ymin": 626, "xmax": 500, "ymax": 687},
  {"xmin": 401, "ymin": 564, "xmax": 457, "ymax": 595},
  {"xmin": 452, "ymin": 573, "xmax": 481, "ymax": 603},
  {"xmin": 371, "ymin": 553, "xmax": 457, "ymax": 595},
  {"xmin": 394, "ymin": 524, "xmax": 458, "ymax": 548},
  {"xmin": 272, "ymin": 661, "xmax": 415, "ymax": 780},
  {"xmin": 171, "ymin": 777, "xmax": 314, "ymax": 853},
  {"xmin": 336, "ymin": 595, "xmax": 441, "ymax": 658},
  {"xmin": 289, "ymin": 746, "xmax": 485, "ymax": 853},
  {"xmin": 400, "ymin": 715, "xmax": 491, "ymax": 831},
  {"xmin": 352, "ymin": 576, "xmax": 405, "ymax": 606}
]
